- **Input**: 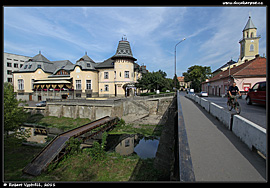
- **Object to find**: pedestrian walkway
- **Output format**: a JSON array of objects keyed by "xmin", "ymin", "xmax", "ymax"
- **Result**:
[{"xmin": 180, "ymin": 95, "xmax": 266, "ymax": 182}]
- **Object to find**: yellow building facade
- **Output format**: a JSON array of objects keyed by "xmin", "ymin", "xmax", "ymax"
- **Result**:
[
  {"xmin": 238, "ymin": 16, "xmax": 260, "ymax": 65},
  {"xmin": 13, "ymin": 38, "xmax": 147, "ymax": 101},
  {"xmin": 214, "ymin": 16, "xmax": 261, "ymax": 74}
]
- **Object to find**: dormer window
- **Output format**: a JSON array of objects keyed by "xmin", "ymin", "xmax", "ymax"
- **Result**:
[
  {"xmin": 37, "ymin": 64, "xmax": 41, "ymax": 68},
  {"xmin": 28, "ymin": 64, "xmax": 32, "ymax": 69},
  {"xmin": 24, "ymin": 65, "xmax": 28, "ymax": 69},
  {"xmin": 87, "ymin": 63, "xmax": 90, "ymax": 67}
]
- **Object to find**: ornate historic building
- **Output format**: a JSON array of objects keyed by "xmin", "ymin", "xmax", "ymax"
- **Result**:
[{"xmin": 12, "ymin": 37, "xmax": 147, "ymax": 101}]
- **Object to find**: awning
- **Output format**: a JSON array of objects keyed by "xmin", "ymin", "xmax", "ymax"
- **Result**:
[{"xmin": 33, "ymin": 80, "xmax": 71, "ymax": 84}]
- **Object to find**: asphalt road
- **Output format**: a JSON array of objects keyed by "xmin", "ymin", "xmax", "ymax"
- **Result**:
[
  {"xmin": 180, "ymin": 95, "xmax": 266, "ymax": 181},
  {"xmin": 201, "ymin": 95, "xmax": 266, "ymax": 129}
]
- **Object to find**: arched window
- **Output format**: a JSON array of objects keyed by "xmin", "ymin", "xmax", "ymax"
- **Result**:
[
  {"xmin": 246, "ymin": 32, "xmax": 249, "ymax": 38},
  {"xmin": 250, "ymin": 44, "xmax": 254, "ymax": 52},
  {"xmin": 250, "ymin": 32, "xmax": 254, "ymax": 38}
]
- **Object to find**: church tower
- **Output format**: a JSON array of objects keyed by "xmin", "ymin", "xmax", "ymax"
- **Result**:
[{"xmin": 238, "ymin": 16, "xmax": 260, "ymax": 65}]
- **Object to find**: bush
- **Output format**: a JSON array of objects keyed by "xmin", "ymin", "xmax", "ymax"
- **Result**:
[
  {"xmin": 84, "ymin": 132, "xmax": 107, "ymax": 161},
  {"xmin": 66, "ymin": 137, "xmax": 82, "ymax": 156}
]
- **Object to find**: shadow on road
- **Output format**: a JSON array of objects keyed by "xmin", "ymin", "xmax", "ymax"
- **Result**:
[{"xmin": 189, "ymin": 99, "xmax": 266, "ymax": 180}]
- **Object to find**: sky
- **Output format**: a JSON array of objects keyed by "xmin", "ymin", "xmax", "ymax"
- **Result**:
[{"xmin": 4, "ymin": 6, "xmax": 267, "ymax": 78}]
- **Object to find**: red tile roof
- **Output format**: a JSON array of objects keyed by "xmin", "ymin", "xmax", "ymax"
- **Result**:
[
  {"xmin": 177, "ymin": 76, "xmax": 185, "ymax": 82},
  {"xmin": 206, "ymin": 57, "xmax": 266, "ymax": 83}
]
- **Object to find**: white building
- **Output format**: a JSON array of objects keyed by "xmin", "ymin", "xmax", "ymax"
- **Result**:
[{"xmin": 4, "ymin": 52, "xmax": 31, "ymax": 84}]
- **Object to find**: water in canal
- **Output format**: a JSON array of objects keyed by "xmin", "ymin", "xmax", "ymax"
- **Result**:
[{"xmin": 105, "ymin": 134, "xmax": 159, "ymax": 159}]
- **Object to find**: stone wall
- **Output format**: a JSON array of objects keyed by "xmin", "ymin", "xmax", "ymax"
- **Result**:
[
  {"xmin": 44, "ymin": 97, "xmax": 174, "ymax": 121},
  {"xmin": 154, "ymin": 96, "xmax": 177, "ymax": 179}
]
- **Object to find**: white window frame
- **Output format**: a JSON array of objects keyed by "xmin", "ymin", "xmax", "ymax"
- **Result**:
[
  {"xmin": 104, "ymin": 85, "xmax": 109, "ymax": 91},
  {"xmin": 76, "ymin": 80, "xmax": 81, "ymax": 90},
  {"xmin": 86, "ymin": 80, "xmax": 91, "ymax": 90},
  {"xmin": 125, "ymin": 71, "xmax": 129, "ymax": 78},
  {"xmin": 104, "ymin": 72, "xmax": 109, "ymax": 79},
  {"xmin": 18, "ymin": 79, "xmax": 24, "ymax": 90}
]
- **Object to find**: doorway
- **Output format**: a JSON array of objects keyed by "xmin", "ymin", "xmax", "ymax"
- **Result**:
[
  {"xmin": 62, "ymin": 94, "xmax": 68, "ymax": 99},
  {"xmin": 38, "ymin": 95, "xmax": 42, "ymax": 101},
  {"xmin": 29, "ymin": 93, "xmax": 32, "ymax": 101}
]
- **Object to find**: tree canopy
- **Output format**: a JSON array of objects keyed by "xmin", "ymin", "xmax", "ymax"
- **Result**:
[
  {"xmin": 135, "ymin": 70, "xmax": 175, "ymax": 93},
  {"xmin": 4, "ymin": 82, "xmax": 27, "ymax": 134},
  {"xmin": 182, "ymin": 65, "xmax": 212, "ymax": 92}
]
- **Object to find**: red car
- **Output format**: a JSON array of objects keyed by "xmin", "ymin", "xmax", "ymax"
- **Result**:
[{"xmin": 246, "ymin": 81, "xmax": 266, "ymax": 105}]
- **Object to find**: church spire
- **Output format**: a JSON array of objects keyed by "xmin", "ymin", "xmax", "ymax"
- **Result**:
[
  {"xmin": 243, "ymin": 16, "xmax": 256, "ymax": 31},
  {"xmin": 238, "ymin": 15, "xmax": 260, "ymax": 63}
]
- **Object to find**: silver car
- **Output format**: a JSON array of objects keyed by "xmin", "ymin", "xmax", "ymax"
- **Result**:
[
  {"xmin": 36, "ymin": 101, "xmax": 46, "ymax": 107},
  {"xmin": 200, "ymin": 91, "xmax": 208, "ymax": 97}
]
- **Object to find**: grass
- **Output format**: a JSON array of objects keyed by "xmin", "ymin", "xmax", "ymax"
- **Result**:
[
  {"xmin": 109, "ymin": 119, "xmax": 163, "ymax": 137},
  {"xmin": 34, "ymin": 151, "xmax": 140, "ymax": 182},
  {"xmin": 4, "ymin": 144, "xmax": 43, "ymax": 181},
  {"xmin": 25, "ymin": 114, "xmax": 91, "ymax": 131}
]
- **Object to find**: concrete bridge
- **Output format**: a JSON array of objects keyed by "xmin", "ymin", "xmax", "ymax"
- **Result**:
[{"xmin": 155, "ymin": 91, "xmax": 266, "ymax": 182}]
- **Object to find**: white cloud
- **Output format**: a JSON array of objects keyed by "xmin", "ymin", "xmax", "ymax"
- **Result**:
[
  {"xmin": 195, "ymin": 7, "xmax": 266, "ymax": 71},
  {"xmin": 4, "ymin": 7, "xmax": 266, "ymax": 78}
]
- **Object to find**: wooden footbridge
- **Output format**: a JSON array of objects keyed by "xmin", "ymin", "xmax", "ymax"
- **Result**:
[{"xmin": 23, "ymin": 116, "xmax": 119, "ymax": 176}]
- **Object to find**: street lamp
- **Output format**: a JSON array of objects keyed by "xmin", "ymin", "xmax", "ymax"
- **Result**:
[{"xmin": 174, "ymin": 38, "xmax": 186, "ymax": 89}]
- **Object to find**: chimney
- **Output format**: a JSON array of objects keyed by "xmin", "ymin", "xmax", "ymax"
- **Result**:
[{"xmin": 255, "ymin": 54, "xmax": 260, "ymax": 58}]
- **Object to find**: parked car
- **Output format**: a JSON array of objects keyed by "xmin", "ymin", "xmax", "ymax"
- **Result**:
[
  {"xmin": 246, "ymin": 81, "xmax": 266, "ymax": 105},
  {"xmin": 199, "ymin": 91, "xmax": 208, "ymax": 97},
  {"xmin": 36, "ymin": 101, "xmax": 46, "ymax": 107},
  {"xmin": 188, "ymin": 89, "xmax": 194, "ymax": 94}
]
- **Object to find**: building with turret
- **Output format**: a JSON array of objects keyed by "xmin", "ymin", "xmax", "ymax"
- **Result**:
[
  {"xmin": 238, "ymin": 16, "xmax": 261, "ymax": 65},
  {"xmin": 201, "ymin": 16, "xmax": 266, "ymax": 96},
  {"xmin": 12, "ymin": 37, "xmax": 147, "ymax": 101}
]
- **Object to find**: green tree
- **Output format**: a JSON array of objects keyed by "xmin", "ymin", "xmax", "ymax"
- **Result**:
[
  {"xmin": 4, "ymin": 82, "xmax": 27, "ymax": 135},
  {"xmin": 183, "ymin": 65, "xmax": 212, "ymax": 92},
  {"xmin": 136, "ymin": 70, "xmax": 165, "ymax": 92},
  {"xmin": 173, "ymin": 74, "xmax": 180, "ymax": 90}
]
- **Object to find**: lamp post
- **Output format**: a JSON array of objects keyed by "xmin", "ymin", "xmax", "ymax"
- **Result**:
[{"xmin": 174, "ymin": 38, "xmax": 186, "ymax": 89}]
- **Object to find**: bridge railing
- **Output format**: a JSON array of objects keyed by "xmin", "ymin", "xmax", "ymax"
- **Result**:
[{"xmin": 176, "ymin": 90, "xmax": 196, "ymax": 182}]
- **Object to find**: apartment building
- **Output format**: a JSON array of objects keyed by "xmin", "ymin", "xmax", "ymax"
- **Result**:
[{"xmin": 4, "ymin": 52, "xmax": 31, "ymax": 84}]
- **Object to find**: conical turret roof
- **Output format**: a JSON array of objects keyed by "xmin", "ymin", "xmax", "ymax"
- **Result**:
[
  {"xmin": 112, "ymin": 38, "xmax": 137, "ymax": 61},
  {"xmin": 243, "ymin": 16, "xmax": 257, "ymax": 31}
]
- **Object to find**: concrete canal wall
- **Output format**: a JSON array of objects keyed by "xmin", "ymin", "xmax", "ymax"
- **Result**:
[{"xmin": 25, "ymin": 97, "xmax": 174, "ymax": 121}]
